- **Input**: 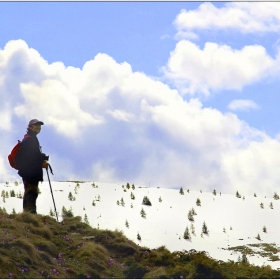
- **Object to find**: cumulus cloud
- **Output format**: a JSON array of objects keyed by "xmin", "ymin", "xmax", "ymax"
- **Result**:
[
  {"xmin": 174, "ymin": 2, "xmax": 280, "ymax": 38},
  {"xmin": 227, "ymin": 99, "xmax": 260, "ymax": 111},
  {"xmin": 162, "ymin": 40, "xmax": 276, "ymax": 95},
  {"xmin": 1, "ymin": 39, "xmax": 280, "ymax": 196}
]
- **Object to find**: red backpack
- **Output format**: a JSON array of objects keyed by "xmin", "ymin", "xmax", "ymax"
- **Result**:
[{"xmin": 8, "ymin": 135, "xmax": 31, "ymax": 170}]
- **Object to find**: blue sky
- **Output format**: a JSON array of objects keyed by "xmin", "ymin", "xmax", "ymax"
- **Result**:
[{"xmin": 1, "ymin": 2, "xmax": 280, "ymax": 195}]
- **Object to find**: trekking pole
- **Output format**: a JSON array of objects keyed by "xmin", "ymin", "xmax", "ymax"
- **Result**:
[{"xmin": 46, "ymin": 165, "xmax": 59, "ymax": 222}]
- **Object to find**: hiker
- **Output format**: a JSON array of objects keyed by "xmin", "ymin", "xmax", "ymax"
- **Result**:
[{"xmin": 17, "ymin": 119, "xmax": 49, "ymax": 214}]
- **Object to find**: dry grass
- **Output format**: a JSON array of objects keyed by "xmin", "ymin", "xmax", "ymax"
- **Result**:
[{"xmin": 0, "ymin": 208, "xmax": 280, "ymax": 278}]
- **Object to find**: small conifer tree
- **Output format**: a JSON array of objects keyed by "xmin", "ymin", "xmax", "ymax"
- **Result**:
[
  {"xmin": 202, "ymin": 221, "xmax": 209, "ymax": 234},
  {"xmin": 191, "ymin": 207, "xmax": 197, "ymax": 215},
  {"xmin": 236, "ymin": 191, "xmax": 241, "ymax": 198},
  {"xmin": 10, "ymin": 190, "xmax": 15, "ymax": 197},
  {"xmin": 273, "ymin": 192, "xmax": 279, "ymax": 200},
  {"xmin": 68, "ymin": 192, "xmax": 75, "ymax": 201},
  {"xmin": 254, "ymin": 193, "xmax": 257, "ymax": 197},
  {"xmin": 256, "ymin": 233, "xmax": 261, "ymax": 240},
  {"xmin": 183, "ymin": 226, "xmax": 191, "ymax": 240},
  {"xmin": 263, "ymin": 226, "xmax": 267, "ymax": 233},
  {"xmin": 140, "ymin": 208, "xmax": 146, "ymax": 218},
  {"xmin": 269, "ymin": 202, "xmax": 274, "ymax": 209},
  {"xmin": 92, "ymin": 200, "xmax": 96, "ymax": 206},
  {"xmin": 190, "ymin": 223, "xmax": 195, "ymax": 235},
  {"xmin": 238, "ymin": 253, "xmax": 249, "ymax": 264},
  {"xmin": 120, "ymin": 197, "xmax": 125, "ymax": 206},
  {"xmin": 213, "ymin": 189, "xmax": 217, "ymax": 196},
  {"xmin": 130, "ymin": 192, "xmax": 135, "ymax": 200},
  {"xmin": 137, "ymin": 232, "xmax": 141, "ymax": 241},
  {"xmin": 179, "ymin": 187, "xmax": 184, "ymax": 195},
  {"xmin": 132, "ymin": 184, "xmax": 135, "ymax": 190},
  {"xmin": 125, "ymin": 219, "xmax": 129, "ymax": 228},
  {"xmin": 142, "ymin": 196, "xmax": 152, "ymax": 206},
  {"xmin": 126, "ymin": 183, "xmax": 130, "ymax": 189},
  {"xmin": 260, "ymin": 202, "xmax": 264, "ymax": 209},
  {"xmin": 196, "ymin": 198, "xmax": 201, "ymax": 206},
  {"xmin": 188, "ymin": 210, "xmax": 194, "ymax": 221},
  {"xmin": 84, "ymin": 214, "xmax": 89, "ymax": 225},
  {"xmin": 159, "ymin": 196, "xmax": 162, "ymax": 202},
  {"xmin": 62, "ymin": 206, "xmax": 74, "ymax": 217}
]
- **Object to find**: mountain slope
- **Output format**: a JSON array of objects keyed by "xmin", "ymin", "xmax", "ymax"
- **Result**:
[{"xmin": 1, "ymin": 180, "xmax": 280, "ymax": 270}]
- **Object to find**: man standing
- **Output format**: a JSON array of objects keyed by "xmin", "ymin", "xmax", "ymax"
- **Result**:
[{"xmin": 17, "ymin": 119, "xmax": 49, "ymax": 214}]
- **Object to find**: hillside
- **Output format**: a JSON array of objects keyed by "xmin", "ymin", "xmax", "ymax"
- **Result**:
[
  {"xmin": 2, "ymin": 180, "xmax": 280, "ymax": 277},
  {"xmin": 0, "ymin": 209, "xmax": 280, "ymax": 279}
]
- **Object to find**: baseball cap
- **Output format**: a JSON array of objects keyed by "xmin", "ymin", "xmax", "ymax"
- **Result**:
[{"xmin": 28, "ymin": 119, "xmax": 44, "ymax": 126}]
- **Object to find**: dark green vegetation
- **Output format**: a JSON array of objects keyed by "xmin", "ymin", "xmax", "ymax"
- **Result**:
[
  {"xmin": 0, "ymin": 208, "xmax": 280, "ymax": 278},
  {"xmin": 228, "ymin": 243, "xmax": 280, "ymax": 262}
]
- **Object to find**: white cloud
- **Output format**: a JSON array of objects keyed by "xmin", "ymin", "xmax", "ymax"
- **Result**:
[
  {"xmin": 174, "ymin": 2, "xmax": 280, "ymax": 37},
  {"xmin": 15, "ymin": 80, "xmax": 104, "ymax": 138},
  {"xmin": 1, "ymin": 39, "xmax": 280, "ymax": 196},
  {"xmin": 221, "ymin": 138, "xmax": 280, "ymax": 196},
  {"xmin": 228, "ymin": 99, "xmax": 260, "ymax": 111},
  {"xmin": 162, "ymin": 40, "xmax": 275, "ymax": 95},
  {"xmin": 106, "ymin": 109, "xmax": 135, "ymax": 122}
]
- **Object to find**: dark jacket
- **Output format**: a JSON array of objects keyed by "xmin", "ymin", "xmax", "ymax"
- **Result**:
[{"xmin": 17, "ymin": 130, "xmax": 48, "ymax": 182}]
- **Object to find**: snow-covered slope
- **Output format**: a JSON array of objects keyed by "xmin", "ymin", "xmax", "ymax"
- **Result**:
[{"xmin": 1, "ymin": 180, "xmax": 280, "ymax": 268}]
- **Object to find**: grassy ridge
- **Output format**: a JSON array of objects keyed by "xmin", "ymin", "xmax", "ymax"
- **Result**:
[{"xmin": 0, "ymin": 208, "xmax": 279, "ymax": 278}]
